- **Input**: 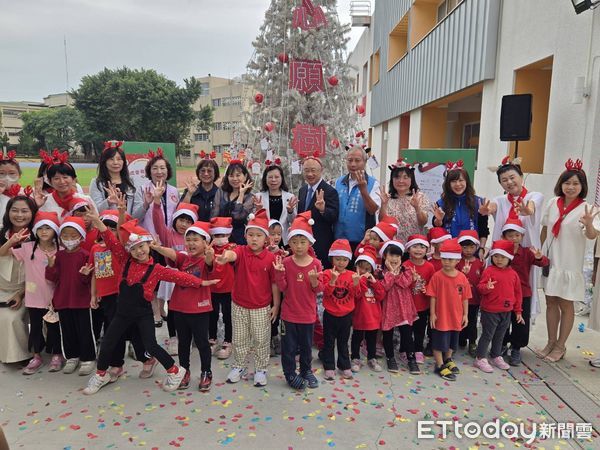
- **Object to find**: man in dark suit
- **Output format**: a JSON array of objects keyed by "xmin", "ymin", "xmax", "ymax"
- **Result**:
[{"xmin": 297, "ymin": 157, "xmax": 339, "ymax": 269}]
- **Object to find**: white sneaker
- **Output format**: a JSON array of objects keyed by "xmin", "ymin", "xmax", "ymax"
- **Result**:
[
  {"xmin": 83, "ymin": 371, "xmax": 111, "ymax": 395},
  {"xmin": 162, "ymin": 366, "xmax": 187, "ymax": 392},
  {"xmin": 226, "ymin": 367, "xmax": 247, "ymax": 384},
  {"xmin": 78, "ymin": 361, "xmax": 96, "ymax": 376},
  {"xmin": 253, "ymin": 370, "xmax": 267, "ymax": 387},
  {"xmin": 351, "ymin": 358, "xmax": 361, "ymax": 373},
  {"xmin": 167, "ymin": 337, "xmax": 179, "ymax": 356},
  {"xmin": 63, "ymin": 358, "xmax": 80, "ymax": 374}
]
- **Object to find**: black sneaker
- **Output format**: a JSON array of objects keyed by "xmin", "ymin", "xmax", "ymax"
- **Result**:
[
  {"xmin": 435, "ymin": 365, "xmax": 456, "ymax": 381},
  {"xmin": 287, "ymin": 374, "xmax": 307, "ymax": 390},
  {"xmin": 386, "ymin": 357, "xmax": 399, "ymax": 373},
  {"xmin": 407, "ymin": 358, "xmax": 421, "ymax": 375},
  {"xmin": 302, "ymin": 371, "xmax": 319, "ymax": 389},
  {"xmin": 443, "ymin": 358, "xmax": 460, "ymax": 374},
  {"xmin": 178, "ymin": 370, "xmax": 190, "ymax": 390},
  {"xmin": 199, "ymin": 371, "xmax": 212, "ymax": 391},
  {"xmin": 423, "ymin": 345, "xmax": 433, "ymax": 357}
]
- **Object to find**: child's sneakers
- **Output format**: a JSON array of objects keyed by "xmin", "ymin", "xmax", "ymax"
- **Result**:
[
  {"xmin": 490, "ymin": 356, "xmax": 510, "ymax": 370},
  {"xmin": 367, "ymin": 358, "xmax": 382, "ymax": 372},
  {"xmin": 163, "ymin": 365, "xmax": 187, "ymax": 392},
  {"xmin": 443, "ymin": 358, "xmax": 460, "ymax": 374},
  {"xmin": 167, "ymin": 337, "xmax": 179, "ymax": 356},
  {"xmin": 139, "ymin": 357, "xmax": 158, "ymax": 379},
  {"xmin": 350, "ymin": 358, "xmax": 362, "ymax": 373},
  {"xmin": 434, "ymin": 365, "xmax": 456, "ymax": 381},
  {"xmin": 287, "ymin": 374, "xmax": 307, "ymax": 390},
  {"xmin": 216, "ymin": 343, "xmax": 232, "ymax": 360},
  {"xmin": 302, "ymin": 370, "xmax": 319, "ymax": 388},
  {"xmin": 63, "ymin": 358, "xmax": 80, "ymax": 374},
  {"xmin": 415, "ymin": 352, "xmax": 425, "ymax": 364},
  {"xmin": 386, "ymin": 357, "xmax": 399, "ymax": 373},
  {"xmin": 108, "ymin": 366, "xmax": 124, "ymax": 383},
  {"xmin": 209, "ymin": 339, "xmax": 219, "ymax": 355},
  {"xmin": 78, "ymin": 361, "xmax": 96, "ymax": 376},
  {"xmin": 178, "ymin": 370, "xmax": 191, "ymax": 390},
  {"xmin": 253, "ymin": 370, "xmax": 268, "ymax": 387},
  {"xmin": 83, "ymin": 371, "xmax": 111, "ymax": 395},
  {"xmin": 226, "ymin": 367, "xmax": 247, "ymax": 383},
  {"xmin": 407, "ymin": 358, "xmax": 421, "ymax": 375},
  {"xmin": 398, "ymin": 352, "xmax": 408, "ymax": 364},
  {"xmin": 323, "ymin": 369, "xmax": 335, "ymax": 380},
  {"xmin": 509, "ymin": 348, "xmax": 522, "ymax": 366},
  {"xmin": 199, "ymin": 371, "xmax": 212, "ymax": 391},
  {"xmin": 474, "ymin": 358, "xmax": 494, "ymax": 373},
  {"xmin": 468, "ymin": 343, "xmax": 477, "ymax": 358},
  {"xmin": 23, "ymin": 356, "xmax": 43, "ymax": 375},
  {"xmin": 340, "ymin": 369, "xmax": 353, "ymax": 379},
  {"xmin": 48, "ymin": 355, "xmax": 64, "ymax": 372}
]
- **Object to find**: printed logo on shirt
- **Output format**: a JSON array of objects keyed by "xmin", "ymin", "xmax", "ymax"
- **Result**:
[
  {"xmin": 504, "ymin": 300, "xmax": 511, "ymax": 308},
  {"xmin": 94, "ymin": 250, "xmax": 114, "ymax": 279},
  {"xmin": 333, "ymin": 282, "xmax": 351, "ymax": 303},
  {"xmin": 457, "ymin": 285, "xmax": 464, "ymax": 296},
  {"xmin": 297, "ymin": 272, "xmax": 304, "ymax": 282},
  {"xmin": 365, "ymin": 287, "xmax": 376, "ymax": 303}
]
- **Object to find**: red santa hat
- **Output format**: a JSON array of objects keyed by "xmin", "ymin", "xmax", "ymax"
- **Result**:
[
  {"xmin": 210, "ymin": 217, "xmax": 233, "ymax": 235},
  {"xmin": 172, "ymin": 202, "xmax": 199, "ymax": 222},
  {"xmin": 268, "ymin": 219, "xmax": 282, "ymax": 228},
  {"xmin": 379, "ymin": 239, "xmax": 405, "ymax": 257},
  {"xmin": 489, "ymin": 239, "xmax": 515, "ymax": 260},
  {"xmin": 33, "ymin": 211, "xmax": 60, "ymax": 234},
  {"xmin": 68, "ymin": 197, "xmax": 91, "ymax": 214},
  {"xmin": 501, "ymin": 218, "xmax": 525, "ymax": 235},
  {"xmin": 119, "ymin": 219, "xmax": 154, "ymax": 251},
  {"xmin": 287, "ymin": 211, "xmax": 315, "ymax": 244},
  {"xmin": 59, "ymin": 216, "xmax": 87, "ymax": 239},
  {"xmin": 457, "ymin": 229, "xmax": 480, "ymax": 246},
  {"xmin": 328, "ymin": 239, "xmax": 352, "ymax": 259},
  {"xmin": 428, "ymin": 227, "xmax": 452, "ymax": 244},
  {"xmin": 245, "ymin": 208, "xmax": 269, "ymax": 236},
  {"xmin": 100, "ymin": 209, "xmax": 132, "ymax": 225},
  {"xmin": 439, "ymin": 238, "xmax": 462, "ymax": 260},
  {"xmin": 380, "ymin": 215, "xmax": 400, "ymax": 230},
  {"xmin": 370, "ymin": 222, "xmax": 397, "ymax": 242},
  {"xmin": 405, "ymin": 234, "xmax": 430, "ymax": 249},
  {"xmin": 185, "ymin": 221, "xmax": 212, "ymax": 242},
  {"xmin": 356, "ymin": 244, "xmax": 378, "ymax": 270}
]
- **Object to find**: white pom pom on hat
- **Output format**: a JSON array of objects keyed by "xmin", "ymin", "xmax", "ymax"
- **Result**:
[
  {"xmin": 248, "ymin": 213, "xmax": 256, "ymax": 220},
  {"xmin": 308, "ymin": 218, "xmax": 315, "ymax": 226}
]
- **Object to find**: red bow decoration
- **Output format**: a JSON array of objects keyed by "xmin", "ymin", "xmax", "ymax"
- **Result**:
[
  {"xmin": 445, "ymin": 160, "xmax": 464, "ymax": 171},
  {"xmin": 39, "ymin": 149, "xmax": 69, "ymax": 166},
  {"xmin": 264, "ymin": 158, "xmax": 282, "ymax": 167},
  {"xmin": 565, "ymin": 158, "xmax": 583, "ymax": 172},
  {"xmin": 199, "ymin": 150, "xmax": 217, "ymax": 160},
  {"xmin": 103, "ymin": 141, "xmax": 124, "ymax": 152},
  {"xmin": 388, "ymin": 159, "xmax": 413, "ymax": 171},
  {"xmin": 229, "ymin": 159, "xmax": 243, "ymax": 166},
  {"xmin": 147, "ymin": 147, "xmax": 164, "ymax": 159},
  {"xmin": 4, "ymin": 184, "xmax": 21, "ymax": 198},
  {"xmin": 0, "ymin": 150, "xmax": 17, "ymax": 162},
  {"xmin": 23, "ymin": 185, "xmax": 33, "ymax": 197}
]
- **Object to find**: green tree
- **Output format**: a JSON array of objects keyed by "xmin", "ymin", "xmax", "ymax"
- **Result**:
[
  {"xmin": 195, "ymin": 105, "xmax": 214, "ymax": 133},
  {"xmin": 72, "ymin": 67, "xmax": 202, "ymax": 159}
]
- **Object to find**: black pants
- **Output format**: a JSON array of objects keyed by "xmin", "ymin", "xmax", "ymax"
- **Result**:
[
  {"xmin": 322, "ymin": 311, "xmax": 352, "ymax": 370},
  {"xmin": 99, "ymin": 294, "xmax": 147, "ymax": 367},
  {"xmin": 281, "ymin": 320, "xmax": 314, "ymax": 377},
  {"xmin": 459, "ymin": 304, "xmax": 480, "ymax": 345},
  {"xmin": 209, "ymin": 292, "xmax": 232, "ymax": 343},
  {"xmin": 58, "ymin": 309, "xmax": 96, "ymax": 362},
  {"xmin": 165, "ymin": 309, "xmax": 176, "ymax": 338},
  {"xmin": 476, "ymin": 311, "xmax": 511, "ymax": 359},
  {"xmin": 383, "ymin": 325, "xmax": 414, "ymax": 359},
  {"xmin": 97, "ymin": 313, "xmax": 174, "ymax": 372},
  {"xmin": 91, "ymin": 307, "xmax": 104, "ymax": 341},
  {"xmin": 412, "ymin": 310, "xmax": 429, "ymax": 352},
  {"xmin": 503, "ymin": 297, "xmax": 531, "ymax": 349},
  {"xmin": 172, "ymin": 311, "xmax": 211, "ymax": 373},
  {"xmin": 350, "ymin": 329, "xmax": 378, "ymax": 360},
  {"xmin": 28, "ymin": 307, "xmax": 61, "ymax": 354}
]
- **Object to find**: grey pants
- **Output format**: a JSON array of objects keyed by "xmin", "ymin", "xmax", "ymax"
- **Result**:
[{"xmin": 476, "ymin": 311, "xmax": 511, "ymax": 359}]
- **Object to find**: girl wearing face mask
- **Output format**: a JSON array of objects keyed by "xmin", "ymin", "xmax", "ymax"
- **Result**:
[
  {"xmin": 0, "ymin": 195, "xmax": 37, "ymax": 364},
  {"xmin": 44, "ymin": 216, "xmax": 97, "ymax": 376},
  {"xmin": 0, "ymin": 151, "xmax": 24, "ymax": 219}
]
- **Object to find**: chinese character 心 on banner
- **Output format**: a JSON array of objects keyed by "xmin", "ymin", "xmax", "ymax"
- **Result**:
[
  {"xmin": 289, "ymin": 59, "xmax": 324, "ymax": 94},
  {"xmin": 292, "ymin": 124, "xmax": 326, "ymax": 157},
  {"xmin": 292, "ymin": 0, "xmax": 328, "ymax": 30}
]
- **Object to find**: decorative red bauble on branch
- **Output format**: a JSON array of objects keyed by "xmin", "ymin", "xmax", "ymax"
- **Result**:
[
  {"xmin": 330, "ymin": 138, "xmax": 340, "ymax": 148},
  {"xmin": 327, "ymin": 75, "xmax": 339, "ymax": 86},
  {"xmin": 264, "ymin": 122, "xmax": 275, "ymax": 132},
  {"xmin": 355, "ymin": 104, "xmax": 366, "ymax": 115},
  {"xmin": 277, "ymin": 52, "xmax": 289, "ymax": 63},
  {"xmin": 254, "ymin": 92, "xmax": 264, "ymax": 104}
]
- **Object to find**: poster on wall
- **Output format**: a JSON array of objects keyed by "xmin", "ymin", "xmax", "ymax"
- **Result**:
[{"xmin": 121, "ymin": 142, "xmax": 177, "ymax": 188}]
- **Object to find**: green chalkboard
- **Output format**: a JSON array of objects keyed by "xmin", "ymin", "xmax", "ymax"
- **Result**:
[
  {"xmin": 400, "ymin": 149, "xmax": 476, "ymax": 181},
  {"xmin": 121, "ymin": 142, "xmax": 177, "ymax": 188}
]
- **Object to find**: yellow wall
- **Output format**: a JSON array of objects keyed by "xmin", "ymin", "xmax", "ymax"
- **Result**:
[
  {"xmin": 388, "ymin": 33, "xmax": 408, "ymax": 70},
  {"xmin": 370, "ymin": 50, "xmax": 380, "ymax": 88},
  {"xmin": 420, "ymin": 107, "xmax": 447, "ymax": 148},
  {"xmin": 410, "ymin": 2, "xmax": 438, "ymax": 48}
]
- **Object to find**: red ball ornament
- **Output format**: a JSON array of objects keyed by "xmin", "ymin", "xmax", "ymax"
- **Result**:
[
  {"xmin": 327, "ymin": 76, "xmax": 339, "ymax": 86},
  {"xmin": 330, "ymin": 138, "xmax": 340, "ymax": 148},
  {"xmin": 277, "ymin": 52, "xmax": 289, "ymax": 63},
  {"xmin": 355, "ymin": 104, "xmax": 366, "ymax": 115},
  {"xmin": 254, "ymin": 92, "xmax": 264, "ymax": 104},
  {"xmin": 264, "ymin": 122, "xmax": 275, "ymax": 132}
]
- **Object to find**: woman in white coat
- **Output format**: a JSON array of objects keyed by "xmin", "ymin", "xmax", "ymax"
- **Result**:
[{"xmin": 254, "ymin": 164, "xmax": 297, "ymax": 245}]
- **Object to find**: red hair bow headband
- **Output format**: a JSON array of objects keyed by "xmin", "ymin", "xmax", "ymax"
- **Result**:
[
  {"xmin": 229, "ymin": 159, "xmax": 243, "ymax": 165},
  {"xmin": 199, "ymin": 150, "xmax": 217, "ymax": 160},
  {"xmin": 388, "ymin": 159, "xmax": 413, "ymax": 171},
  {"xmin": 103, "ymin": 141, "xmax": 124, "ymax": 152},
  {"xmin": 0, "ymin": 150, "xmax": 17, "ymax": 162},
  {"xmin": 445, "ymin": 160, "xmax": 464, "ymax": 171},
  {"xmin": 565, "ymin": 158, "xmax": 583, "ymax": 172},
  {"xmin": 264, "ymin": 158, "xmax": 282, "ymax": 167},
  {"xmin": 147, "ymin": 147, "xmax": 164, "ymax": 159},
  {"xmin": 4, "ymin": 184, "xmax": 32, "ymax": 199},
  {"xmin": 39, "ymin": 149, "xmax": 69, "ymax": 166}
]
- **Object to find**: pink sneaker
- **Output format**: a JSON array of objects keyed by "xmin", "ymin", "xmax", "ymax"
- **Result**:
[
  {"xmin": 324, "ymin": 370, "xmax": 335, "ymax": 380},
  {"xmin": 341, "ymin": 369, "xmax": 353, "ymax": 379},
  {"xmin": 23, "ymin": 356, "xmax": 43, "ymax": 375},
  {"xmin": 415, "ymin": 352, "xmax": 425, "ymax": 364},
  {"xmin": 109, "ymin": 366, "xmax": 125, "ymax": 383},
  {"xmin": 490, "ymin": 356, "xmax": 510, "ymax": 370},
  {"xmin": 474, "ymin": 358, "xmax": 494, "ymax": 373},
  {"xmin": 48, "ymin": 355, "xmax": 64, "ymax": 372}
]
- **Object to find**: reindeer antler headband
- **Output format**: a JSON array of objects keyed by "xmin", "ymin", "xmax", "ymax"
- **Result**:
[
  {"xmin": 564, "ymin": 158, "xmax": 584, "ymax": 172},
  {"xmin": 445, "ymin": 160, "xmax": 464, "ymax": 171},
  {"xmin": 146, "ymin": 148, "xmax": 164, "ymax": 159},
  {"xmin": 103, "ymin": 141, "xmax": 124, "ymax": 153},
  {"xmin": 39, "ymin": 149, "xmax": 69, "ymax": 166}
]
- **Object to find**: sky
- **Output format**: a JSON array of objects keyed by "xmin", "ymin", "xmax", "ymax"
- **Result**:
[{"xmin": 0, "ymin": 0, "xmax": 367, "ymax": 102}]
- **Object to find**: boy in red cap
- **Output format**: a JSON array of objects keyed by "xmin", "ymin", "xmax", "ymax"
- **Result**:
[
  {"xmin": 427, "ymin": 227, "xmax": 452, "ymax": 272},
  {"xmin": 474, "ymin": 240, "xmax": 523, "ymax": 373},
  {"xmin": 456, "ymin": 230, "xmax": 484, "ymax": 357},
  {"xmin": 215, "ymin": 209, "xmax": 280, "ymax": 387},
  {"xmin": 425, "ymin": 238, "xmax": 471, "ymax": 381},
  {"xmin": 273, "ymin": 212, "xmax": 323, "ymax": 390},
  {"xmin": 501, "ymin": 219, "xmax": 549, "ymax": 365}
]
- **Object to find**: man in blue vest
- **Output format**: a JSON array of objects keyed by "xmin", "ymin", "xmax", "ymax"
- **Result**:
[{"xmin": 334, "ymin": 146, "xmax": 381, "ymax": 252}]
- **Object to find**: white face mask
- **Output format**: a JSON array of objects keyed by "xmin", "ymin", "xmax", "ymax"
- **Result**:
[
  {"xmin": 62, "ymin": 238, "xmax": 80, "ymax": 250},
  {"xmin": 212, "ymin": 237, "xmax": 229, "ymax": 246},
  {"xmin": 0, "ymin": 175, "xmax": 19, "ymax": 185}
]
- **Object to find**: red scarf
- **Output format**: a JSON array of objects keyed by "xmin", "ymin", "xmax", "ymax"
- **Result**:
[
  {"xmin": 507, "ymin": 186, "xmax": 528, "ymax": 220},
  {"xmin": 552, "ymin": 196, "xmax": 584, "ymax": 237},
  {"xmin": 51, "ymin": 190, "xmax": 75, "ymax": 216}
]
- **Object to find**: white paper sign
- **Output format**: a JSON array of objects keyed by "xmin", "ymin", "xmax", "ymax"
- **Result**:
[
  {"xmin": 367, "ymin": 155, "xmax": 380, "ymax": 171},
  {"xmin": 291, "ymin": 160, "xmax": 301, "ymax": 175},
  {"xmin": 251, "ymin": 161, "xmax": 262, "ymax": 175},
  {"xmin": 260, "ymin": 138, "xmax": 269, "ymax": 151},
  {"xmin": 413, "ymin": 163, "xmax": 446, "ymax": 205},
  {"xmin": 266, "ymin": 149, "xmax": 273, "ymax": 161}
]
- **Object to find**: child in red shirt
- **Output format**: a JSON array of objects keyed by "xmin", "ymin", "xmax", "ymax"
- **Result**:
[
  {"xmin": 427, "ymin": 227, "xmax": 451, "ymax": 272},
  {"xmin": 474, "ymin": 239, "xmax": 523, "ymax": 374},
  {"xmin": 425, "ymin": 239, "xmax": 471, "ymax": 381},
  {"xmin": 216, "ymin": 209, "xmax": 280, "ymax": 388},
  {"xmin": 208, "ymin": 217, "xmax": 236, "ymax": 359},
  {"xmin": 321, "ymin": 239, "xmax": 359, "ymax": 380},
  {"xmin": 350, "ymin": 245, "xmax": 385, "ymax": 373},
  {"xmin": 151, "ymin": 221, "xmax": 218, "ymax": 391},
  {"xmin": 354, "ymin": 221, "xmax": 397, "ymax": 262},
  {"xmin": 456, "ymin": 230, "xmax": 484, "ymax": 357},
  {"xmin": 268, "ymin": 219, "xmax": 288, "ymax": 357},
  {"xmin": 273, "ymin": 212, "xmax": 323, "ymax": 390},
  {"xmin": 402, "ymin": 234, "xmax": 435, "ymax": 364}
]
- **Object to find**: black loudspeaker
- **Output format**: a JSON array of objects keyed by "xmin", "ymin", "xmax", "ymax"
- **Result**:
[{"xmin": 500, "ymin": 94, "xmax": 532, "ymax": 141}]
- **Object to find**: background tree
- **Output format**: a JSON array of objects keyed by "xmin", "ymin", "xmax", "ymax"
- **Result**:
[
  {"xmin": 195, "ymin": 105, "xmax": 215, "ymax": 134},
  {"xmin": 72, "ymin": 67, "xmax": 202, "ymax": 159}
]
